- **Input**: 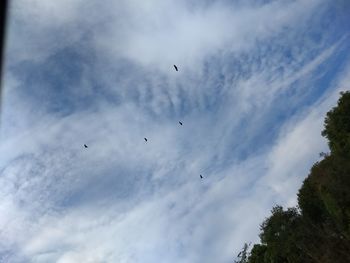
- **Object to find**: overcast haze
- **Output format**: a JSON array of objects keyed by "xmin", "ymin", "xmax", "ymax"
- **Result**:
[{"xmin": 1, "ymin": 0, "xmax": 350, "ymax": 262}]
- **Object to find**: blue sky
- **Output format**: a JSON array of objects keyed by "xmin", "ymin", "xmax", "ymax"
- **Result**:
[{"xmin": 1, "ymin": 0, "xmax": 350, "ymax": 262}]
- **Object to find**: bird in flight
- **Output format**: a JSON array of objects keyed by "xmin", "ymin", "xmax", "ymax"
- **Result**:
[
  {"xmin": 179, "ymin": 121, "xmax": 183, "ymax": 125},
  {"xmin": 144, "ymin": 138, "xmax": 148, "ymax": 142},
  {"xmin": 84, "ymin": 144, "xmax": 88, "ymax": 148},
  {"xmin": 200, "ymin": 174, "xmax": 203, "ymax": 179},
  {"xmin": 173, "ymin": 65, "xmax": 178, "ymax": 71}
]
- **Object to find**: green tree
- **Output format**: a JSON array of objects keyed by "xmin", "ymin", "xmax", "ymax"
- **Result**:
[
  {"xmin": 234, "ymin": 243, "xmax": 249, "ymax": 263},
  {"xmin": 240, "ymin": 91, "xmax": 350, "ymax": 263},
  {"xmin": 248, "ymin": 244, "xmax": 267, "ymax": 263},
  {"xmin": 259, "ymin": 206, "xmax": 312, "ymax": 263},
  {"xmin": 322, "ymin": 91, "xmax": 350, "ymax": 157}
]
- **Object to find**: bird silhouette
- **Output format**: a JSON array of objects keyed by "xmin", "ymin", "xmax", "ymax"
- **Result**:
[
  {"xmin": 144, "ymin": 138, "xmax": 148, "ymax": 142},
  {"xmin": 173, "ymin": 65, "xmax": 178, "ymax": 71},
  {"xmin": 200, "ymin": 174, "xmax": 203, "ymax": 179},
  {"xmin": 179, "ymin": 121, "xmax": 183, "ymax": 125},
  {"xmin": 84, "ymin": 144, "xmax": 88, "ymax": 148}
]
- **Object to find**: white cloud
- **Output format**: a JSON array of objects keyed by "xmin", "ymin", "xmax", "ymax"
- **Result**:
[
  {"xmin": 94, "ymin": 0, "xmax": 326, "ymax": 71},
  {"xmin": 7, "ymin": 0, "xmax": 326, "ymax": 69}
]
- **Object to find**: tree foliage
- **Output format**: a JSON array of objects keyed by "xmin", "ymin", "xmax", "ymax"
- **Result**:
[
  {"xmin": 238, "ymin": 91, "xmax": 350, "ymax": 263},
  {"xmin": 234, "ymin": 243, "xmax": 250, "ymax": 263},
  {"xmin": 322, "ymin": 91, "xmax": 350, "ymax": 157}
]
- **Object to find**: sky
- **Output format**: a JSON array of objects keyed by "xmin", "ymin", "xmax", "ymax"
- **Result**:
[{"xmin": 0, "ymin": 0, "xmax": 350, "ymax": 262}]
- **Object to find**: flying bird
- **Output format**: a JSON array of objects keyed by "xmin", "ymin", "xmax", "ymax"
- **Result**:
[
  {"xmin": 144, "ymin": 138, "xmax": 148, "ymax": 142},
  {"xmin": 173, "ymin": 65, "xmax": 178, "ymax": 71},
  {"xmin": 179, "ymin": 121, "xmax": 183, "ymax": 125},
  {"xmin": 200, "ymin": 174, "xmax": 203, "ymax": 179},
  {"xmin": 84, "ymin": 144, "xmax": 88, "ymax": 148}
]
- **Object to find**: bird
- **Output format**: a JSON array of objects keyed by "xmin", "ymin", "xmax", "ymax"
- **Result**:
[
  {"xmin": 144, "ymin": 138, "xmax": 148, "ymax": 142},
  {"xmin": 179, "ymin": 121, "xmax": 183, "ymax": 125},
  {"xmin": 173, "ymin": 65, "xmax": 178, "ymax": 71},
  {"xmin": 84, "ymin": 144, "xmax": 88, "ymax": 148},
  {"xmin": 200, "ymin": 174, "xmax": 203, "ymax": 179}
]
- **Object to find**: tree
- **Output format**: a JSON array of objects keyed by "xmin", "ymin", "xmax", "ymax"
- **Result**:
[
  {"xmin": 322, "ymin": 91, "xmax": 350, "ymax": 157},
  {"xmin": 234, "ymin": 243, "xmax": 250, "ymax": 263},
  {"xmin": 259, "ymin": 206, "xmax": 311, "ymax": 263},
  {"xmin": 248, "ymin": 244, "xmax": 267, "ymax": 263},
  {"xmin": 238, "ymin": 91, "xmax": 350, "ymax": 263}
]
